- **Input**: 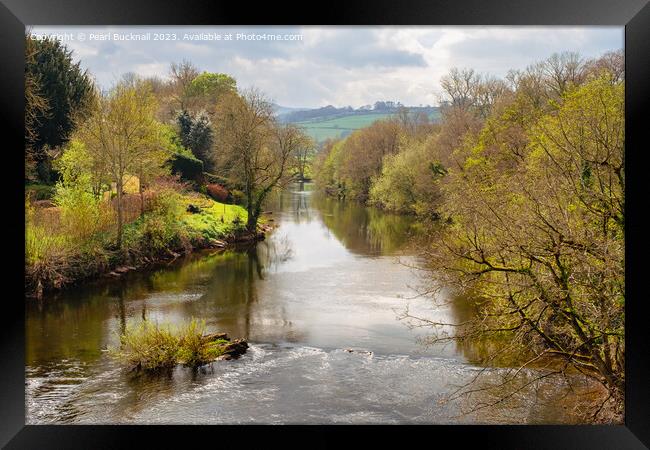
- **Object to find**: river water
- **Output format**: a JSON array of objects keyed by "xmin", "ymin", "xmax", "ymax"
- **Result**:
[{"xmin": 26, "ymin": 183, "xmax": 580, "ymax": 424}]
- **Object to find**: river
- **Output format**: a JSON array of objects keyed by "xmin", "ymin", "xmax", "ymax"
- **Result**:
[{"xmin": 26, "ymin": 183, "xmax": 581, "ymax": 424}]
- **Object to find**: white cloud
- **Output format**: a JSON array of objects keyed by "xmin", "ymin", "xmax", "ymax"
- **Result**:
[{"xmin": 30, "ymin": 26, "xmax": 623, "ymax": 108}]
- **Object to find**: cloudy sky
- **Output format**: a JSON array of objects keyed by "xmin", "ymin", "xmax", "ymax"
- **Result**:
[{"xmin": 30, "ymin": 26, "xmax": 623, "ymax": 108}]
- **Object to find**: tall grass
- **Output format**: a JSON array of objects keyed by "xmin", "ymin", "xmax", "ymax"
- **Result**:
[
  {"xmin": 115, "ymin": 321, "xmax": 180, "ymax": 370},
  {"xmin": 112, "ymin": 319, "xmax": 228, "ymax": 370}
]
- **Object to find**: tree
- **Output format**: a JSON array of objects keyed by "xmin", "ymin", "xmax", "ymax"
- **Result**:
[
  {"xmin": 186, "ymin": 72, "xmax": 237, "ymax": 112},
  {"xmin": 396, "ymin": 106, "xmax": 432, "ymax": 138},
  {"xmin": 291, "ymin": 135, "xmax": 316, "ymax": 181},
  {"xmin": 176, "ymin": 110, "xmax": 214, "ymax": 171},
  {"xmin": 25, "ymin": 33, "xmax": 94, "ymax": 182},
  {"xmin": 213, "ymin": 89, "xmax": 305, "ymax": 232},
  {"xmin": 339, "ymin": 119, "xmax": 402, "ymax": 200},
  {"xmin": 52, "ymin": 139, "xmax": 108, "ymax": 240},
  {"xmin": 168, "ymin": 60, "xmax": 200, "ymax": 112},
  {"xmin": 584, "ymin": 50, "xmax": 624, "ymax": 83},
  {"xmin": 25, "ymin": 32, "xmax": 49, "ymax": 179},
  {"xmin": 135, "ymin": 122, "xmax": 172, "ymax": 216},
  {"xmin": 440, "ymin": 68, "xmax": 511, "ymax": 120},
  {"xmin": 77, "ymin": 82, "xmax": 168, "ymax": 247},
  {"xmin": 412, "ymin": 75, "xmax": 624, "ymax": 420},
  {"xmin": 369, "ymin": 135, "xmax": 445, "ymax": 216},
  {"xmin": 312, "ymin": 138, "xmax": 346, "ymax": 198}
]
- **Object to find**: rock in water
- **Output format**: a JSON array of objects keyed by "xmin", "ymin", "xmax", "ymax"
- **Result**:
[{"xmin": 222, "ymin": 339, "xmax": 249, "ymax": 358}]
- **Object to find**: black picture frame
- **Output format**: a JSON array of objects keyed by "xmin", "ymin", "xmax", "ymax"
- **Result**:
[{"xmin": 2, "ymin": 0, "xmax": 648, "ymax": 448}]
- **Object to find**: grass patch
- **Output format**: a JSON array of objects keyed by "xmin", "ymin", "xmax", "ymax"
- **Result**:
[
  {"xmin": 180, "ymin": 194, "xmax": 248, "ymax": 241},
  {"xmin": 111, "ymin": 318, "xmax": 237, "ymax": 371}
]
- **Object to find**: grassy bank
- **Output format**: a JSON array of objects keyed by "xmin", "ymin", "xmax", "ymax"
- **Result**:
[{"xmin": 25, "ymin": 184, "xmax": 256, "ymax": 297}]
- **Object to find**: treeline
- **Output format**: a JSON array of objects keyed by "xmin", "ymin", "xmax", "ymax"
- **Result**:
[
  {"xmin": 314, "ymin": 107, "xmax": 434, "ymax": 208},
  {"xmin": 279, "ymin": 102, "xmax": 438, "ymax": 123},
  {"xmin": 25, "ymin": 33, "xmax": 314, "ymax": 295},
  {"xmin": 314, "ymin": 50, "xmax": 625, "ymax": 420}
]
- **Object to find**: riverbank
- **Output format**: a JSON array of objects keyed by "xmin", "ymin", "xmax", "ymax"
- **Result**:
[{"xmin": 25, "ymin": 190, "xmax": 272, "ymax": 299}]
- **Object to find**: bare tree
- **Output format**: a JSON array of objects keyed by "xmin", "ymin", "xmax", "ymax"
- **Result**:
[
  {"xmin": 213, "ymin": 89, "xmax": 307, "ymax": 232},
  {"xmin": 169, "ymin": 60, "xmax": 200, "ymax": 112}
]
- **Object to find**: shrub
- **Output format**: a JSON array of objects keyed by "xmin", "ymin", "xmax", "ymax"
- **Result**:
[
  {"xmin": 123, "ymin": 185, "xmax": 190, "ymax": 256},
  {"xmin": 168, "ymin": 150, "xmax": 204, "ymax": 183},
  {"xmin": 54, "ymin": 182, "xmax": 106, "ymax": 240},
  {"xmin": 206, "ymin": 183, "xmax": 230, "ymax": 202}
]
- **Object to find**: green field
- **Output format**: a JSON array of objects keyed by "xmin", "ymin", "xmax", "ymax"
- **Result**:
[
  {"xmin": 294, "ymin": 113, "xmax": 393, "ymax": 141},
  {"xmin": 294, "ymin": 111, "xmax": 440, "ymax": 142}
]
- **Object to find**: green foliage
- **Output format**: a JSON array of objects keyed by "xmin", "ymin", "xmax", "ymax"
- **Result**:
[
  {"xmin": 25, "ymin": 195, "xmax": 110, "ymax": 293},
  {"xmin": 160, "ymin": 123, "xmax": 186, "ymax": 154},
  {"xmin": 177, "ymin": 110, "xmax": 193, "ymax": 142},
  {"xmin": 187, "ymin": 72, "xmax": 237, "ymax": 100},
  {"xmin": 55, "ymin": 139, "xmax": 92, "ymax": 184},
  {"xmin": 122, "ymin": 187, "xmax": 188, "ymax": 255},
  {"xmin": 427, "ymin": 72, "xmax": 625, "ymax": 415},
  {"xmin": 53, "ymin": 141, "xmax": 112, "ymax": 242},
  {"xmin": 313, "ymin": 119, "xmax": 402, "ymax": 201},
  {"xmin": 54, "ymin": 183, "xmax": 104, "ymax": 240},
  {"xmin": 176, "ymin": 320, "xmax": 228, "ymax": 365},
  {"xmin": 313, "ymin": 139, "xmax": 346, "ymax": 196},
  {"xmin": 369, "ymin": 135, "xmax": 445, "ymax": 216},
  {"xmin": 76, "ymin": 81, "xmax": 170, "ymax": 248},
  {"xmin": 25, "ymin": 200, "xmax": 69, "ymax": 266},
  {"xmin": 161, "ymin": 123, "xmax": 204, "ymax": 183},
  {"xmin": 213, "ymin": 90, "xmax": 306, "ymax": 232}
]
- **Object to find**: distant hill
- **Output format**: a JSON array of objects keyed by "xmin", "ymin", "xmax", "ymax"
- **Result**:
[
  {"xmin": 276, "ymin": 102, "xmax": 441, "ymax": 142},
  {"xmin": 271, "ymin": 104, "xmax": 311, "ymax": 116},
  {"xmin": 293, "ymin": 112, "xmax": 394, "ymax": 142}
]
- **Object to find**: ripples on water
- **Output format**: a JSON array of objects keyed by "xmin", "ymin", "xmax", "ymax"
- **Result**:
[{"xmin": 26, "ymin": 344, "xmax": 521, "ymax": 424}]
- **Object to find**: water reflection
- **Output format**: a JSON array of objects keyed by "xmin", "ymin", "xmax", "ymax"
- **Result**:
[{"xmin": 311, "ymin": 195, "xmax": 418, "ymax": 256}]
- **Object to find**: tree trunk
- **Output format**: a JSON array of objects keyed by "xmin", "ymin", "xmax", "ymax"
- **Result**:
[
  {"xmin": 116, "ymin": 179, "xmax": 123, "ymax": 248},
  {"xmin": 140, "ymin": 188, "xmax": 145, "ymax": 217},
  {"xmin": 246, "ymin": 207, "xmax": 257, "ymax": 233},
  {"xmin": 246, "ymin": 179, "xmax": 256, "ymax": 233},
  {"xmin": 139, "ymin": 176, "xmax": 145, "ymax": 217}
]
